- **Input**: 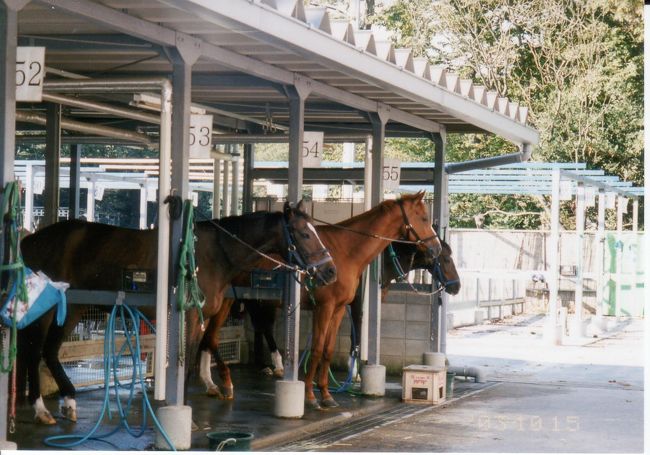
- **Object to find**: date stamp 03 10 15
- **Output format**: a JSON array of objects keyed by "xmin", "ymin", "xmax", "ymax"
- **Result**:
[{"xmin": 469, "ymin": 414, "xmax": 580, "ymax": 433}]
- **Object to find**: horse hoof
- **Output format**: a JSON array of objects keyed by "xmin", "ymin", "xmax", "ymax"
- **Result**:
[
  {"xmin": 191, "ymin": 420, "xmax": 199, "ymax": 432},
  {"xmin": 320, "ymin": 397, "xmax": 339, "ymax": 408},
  {"xmin": 260, "ymin": 367, "xmax": 273, "ymax": 376},
  {"xmin": 222, "ymin": 387, "xmax": 234, "ymax": 400},
  {"xmin": 35, "ymin": 411, "xmax": 56, "ymax": 425},
  {"xmin": 306, "ymin": 398, "xmax": 321, "ymax": 410},
  {"xmin": 207, "ymin": 386, "xmax": 224, "ymax": 399},
  {"xmin": 61, "ymin": 406, "xmax": 77, "ymax": 422},
  {"xmin": 273, "ymin": 368, "xmax": 284, "ymax": 378}
]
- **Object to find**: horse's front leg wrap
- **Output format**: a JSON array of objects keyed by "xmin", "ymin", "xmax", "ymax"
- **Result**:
[
  {"xmin": 61, "ymin": 396, "xmax": 77, "ymax": 422},
  {"xmin": 33, "ymin": 396, "xmax": 56, "ymax": 425},
  {"xmin": 199, "ymin": 350, "xmax": 222, "ymax": 399}
]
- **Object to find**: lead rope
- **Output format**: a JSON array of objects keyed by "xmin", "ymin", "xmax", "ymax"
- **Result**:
[
  {"xmin": 176, "ymin": 200, "xmax": 205, "ymax": 366},
  {"xmin": 0, "ymin": 182, "xmax": 28, "ymax": 435}
]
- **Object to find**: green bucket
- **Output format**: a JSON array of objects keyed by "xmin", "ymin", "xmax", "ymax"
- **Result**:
[
  {"xmin": 446, "ymin": 372, "xmax": 455, "ymax": 399},
  {"xmin": 206, "ymin": 431, "xmax": 254, "ymax": 451}
]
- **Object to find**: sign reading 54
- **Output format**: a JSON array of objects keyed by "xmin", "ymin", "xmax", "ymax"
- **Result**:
[{"xmin": 302, "ymin": 131, "xmax": 324, "ymax": 167}]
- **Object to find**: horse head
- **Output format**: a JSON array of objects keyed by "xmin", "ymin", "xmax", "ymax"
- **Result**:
[
  {"xmin": 396, "ymin": 191, "xmax": 442, "ymax": 262},
  {"xmin": 283, "ymin": 200, "xmax": 337, "ymax": 287},
  {"xmin": 430, "ymin": 239, "xmax": 461, "ymax": 295}
]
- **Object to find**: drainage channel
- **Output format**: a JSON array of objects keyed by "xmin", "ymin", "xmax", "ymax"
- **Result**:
[{"xmin": 269, "ymin": 382, "xmax": 498, "ymax": 452}]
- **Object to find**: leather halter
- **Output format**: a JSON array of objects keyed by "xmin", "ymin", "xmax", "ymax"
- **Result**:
[
  {"xmin": 397, "ymin": 199, "xmax": 438, "ymax": 248},
  {"xmin": 282, "ymin": 213, "xmax": 333, "ymax": 278}
]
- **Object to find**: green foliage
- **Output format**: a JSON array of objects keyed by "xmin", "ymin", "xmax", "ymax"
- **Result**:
[{"xmin": 372, "ymin": 0, "xmax": 643, "ymax": 230}]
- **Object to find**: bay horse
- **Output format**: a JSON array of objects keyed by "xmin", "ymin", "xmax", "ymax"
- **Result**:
[
  {"xmin": 197, "ymin": 191, "xmax": 442, "ymax": 408},
  {"xmin": 199, "ymin": 234, "xmax": 460, "ymax": 396},
  {"xmin": 17, "ymin": 201, "xmax": 336, "ymax": 424}
]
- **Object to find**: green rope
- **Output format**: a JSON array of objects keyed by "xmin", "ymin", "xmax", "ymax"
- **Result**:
[
  {"xmin": 176, "ymin": 200, "xmax": 205, "ymax": 364},
  {"xmin": 0, "ymin": 181, "xmax": 28, "ymax": 373}
]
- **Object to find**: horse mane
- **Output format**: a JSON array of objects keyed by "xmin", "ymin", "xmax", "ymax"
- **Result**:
[
  {"xmin": 335, "ymin": 193, "xmax": 421, "ymax": 228},
  {"xmin": 198, "ymin": 210, "xmax": 283, "ymax": 234}
]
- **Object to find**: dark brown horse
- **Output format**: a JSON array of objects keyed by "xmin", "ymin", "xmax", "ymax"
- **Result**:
[
  {"xmin": 198, "ymin": 192, "xmax": 441, "ymax": 408},
  {"xmin": 18, "ymin": 202, "xmax": 336, "ymax": 424}
]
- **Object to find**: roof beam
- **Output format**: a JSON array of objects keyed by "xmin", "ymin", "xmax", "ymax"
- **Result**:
[{"xmin": 36, "ymin": 0, "xmax": 440, "ymax": 133}]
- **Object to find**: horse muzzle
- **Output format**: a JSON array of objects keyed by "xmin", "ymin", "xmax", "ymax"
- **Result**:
[
  {"xmin": 445, "ymin": 280, "xmax": 461, "ymax": 296},
  {"xmin": 309, "ymin": 262, "xmax": 337, "ymax": 287}
]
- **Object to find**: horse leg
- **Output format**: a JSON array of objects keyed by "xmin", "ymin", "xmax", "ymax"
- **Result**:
[
  {"xmin": 318, "ymin": 305, "xmax": 347, "ymax": 408},
  {"xmin": 349, "ymin": 289, "xmax": 363, "ymax": 382},
  {"xmin": 18, "ymin": 319, "xmax": 56, "ymax": 424},
  {"xmin": 198, "ymin": 316, "xmax": 224, "ymax": 398},
  {"xmin": 43, "ymin": 306, "xmax": 85, "ymax": 422},
  {"xmin": 197, "ymin": 300, "xmax": 235, "ymax": 400},
  {"xmin": 304, "ymin": 302, "xmax": 335, "ymax": 409}
]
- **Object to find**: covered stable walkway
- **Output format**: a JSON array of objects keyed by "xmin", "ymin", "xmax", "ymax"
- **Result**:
[{"xmin": 10, "ymin": 0, "xmax": 644, "ymax": 450}]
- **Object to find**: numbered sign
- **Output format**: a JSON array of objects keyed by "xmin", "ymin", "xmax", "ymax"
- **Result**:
[
  {"xmin": 382, "ymin": 158, "xmax": 401, "ymax": 192},
  {"xmin": 189, "ymin": 114, "xmax": 213, "ymax": 158},
  {"xmin": 302, "ymin": 131, "xmax": 324, "ymax": 168},
  {"xmin": 94, "ymin": 184, "xmax": 105, "ymax": 201},
  {"xmin": 16, "ymin": 47, "xmax": 45, "ymax": 102}
]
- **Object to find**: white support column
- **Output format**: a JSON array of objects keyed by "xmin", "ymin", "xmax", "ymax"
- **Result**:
[
  {"xmin": 593, "ymin": 189, "xmax": 606, "ymax": 331},
  {"xmin": 86, "ymin": 180, "xmax": 95, "ymax": 222},
  {"xmin": 615, "ymin": 195, "xmax": 625, "ymax": 320},
  {"xmin": 212, "ymin": 157, "xmax": 221, "ymax": 218},
  {"xmin": 230, "ymin": 145, "xmax": 240, "ymax": 216},
  {"xmin": 23, "ymin": 163, "xmax": 33, "ymax": 231},
  {"xmin": 360, "ymin": 136, "xmax": 372, "ymax": 364},
  {"xmin": 139, "ymin": 185, "xmax": 148, "ymax": 229},
  {"xmin": 221, "ymin": 154, "xmax": 230, "ymax": 218},
  {"xmin": 571, "ymin": 183, "xmax": 586, "ymax": 338},
  {"xmin": 342, "ymin": 142, "xmax": 355, "ymax": 200},
  {"xmin": 545, "ymin": 169, "xmax": 562, "ymax": 344},
  {"xmin": 632, "ymin": 198, "xmax": 638, "ymax": 233}
]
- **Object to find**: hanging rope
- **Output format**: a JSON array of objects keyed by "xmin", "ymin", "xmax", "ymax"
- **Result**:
[
  {"xmin": 0, "ymin": 181, "xmax": 28, "ymax": 374},
  {"xmin": 176, "ymin": 200, "xmax": 205, "ymax": 364}
]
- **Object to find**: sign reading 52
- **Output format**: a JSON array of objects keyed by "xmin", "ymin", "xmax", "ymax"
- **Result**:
[{"xmin": 16, "ymin": 47, "xmax": 45, "ymax": 102}]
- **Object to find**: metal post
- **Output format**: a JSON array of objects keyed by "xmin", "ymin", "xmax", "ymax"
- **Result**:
[
  {"xmin": 164, "ymin": 53, "xmax": 193, "ymax": 406},
  {"xmin": 572, "ymin": 183, "xmax": 585, "ymax": 337},
  {"xmin": 221, "ymin": 152, "xmax": 230, "ymax": 218},
  {"xmin": 213, "ymin": 157, "xmax": 221, "ymax": 217},
  {"xmin": 615, "ymin": 195, "xmax": 625, "ymax": 320},
  {"xmin": 594, "ymin": 189, "xmax": 606, "ymax": 328},
  {"xmin": 632, "ymin": 198, "xmax": 638, "ymax": 233},
  {"xmin": 0, "ymin": 2, "xmax": 26, "ymax": 446},
  {"xmin": 242, "ymin": 143, "xmax": 254, "ymax": 213},
  {"xmin": 139, "ymin": 185, "xmax": 148, "ymax": 229},
  {"xmin": 44, "ymin": 103, "xmax": 62, "ymax": 227},
  {"xmin": 367, "ymin": 111, "xmax": 387, "ymax": 366},
  {"xmin": 284, "ymin": 82, "xmax": 308, "ymax": 382},
  {"xmin": 431, "ymin": 131, "xmax": 448, "ymax": 353},
  {"xmin": 360, "ymin": 136, "xmax": 372, "ymax": 363},
  {"xmin": 86, "ymin": 180, "xmax": 95, "ymax": 221},
  {"xmin": 545, "ymin": 168, "xmax": 561, "ymax": 344},
  {"xmin": 69, "ymin": 144, "xmax": 82, "ymax": 219},
  {"xmin": 230, "ymin": 145, "xmax": 240, "ymax": 216}
]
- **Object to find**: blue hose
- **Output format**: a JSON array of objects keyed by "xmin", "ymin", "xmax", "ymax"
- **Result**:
[{"xmin": 44, "ymin": 301, "xmax": 176, "ymax": 450}]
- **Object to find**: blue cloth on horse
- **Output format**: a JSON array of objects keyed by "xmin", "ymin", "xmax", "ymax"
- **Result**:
[{"xmin": 0, "ymin": 267, "xmax": 68, "ymax": 329}]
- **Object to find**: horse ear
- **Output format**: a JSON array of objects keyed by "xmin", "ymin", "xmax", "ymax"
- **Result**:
[
  {"xmin": 283, "ymin": 201, "xmax": 291, "ymax": 216},
  {"xmin": 415, "ymin": 190, "xmax": 425, "ymax": 202}
]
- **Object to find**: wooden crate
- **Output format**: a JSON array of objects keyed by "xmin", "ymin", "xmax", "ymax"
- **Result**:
[{"xmin": 402, "ymin": 364, "xmax": 446, "ymax": 404}]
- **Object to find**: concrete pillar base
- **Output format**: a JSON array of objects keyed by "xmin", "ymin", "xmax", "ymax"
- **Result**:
[
  {"xmin": 155, "ymin": 405, "xmax": 192, "ymax": 450},
  {"xmin": 474, "ymin": 309, "xmax": 486, "ymax": 325},
  {"xmin": 569, "ymin": 316, "xmax": 586, "ymax": 338},
  {"xmin": 361, "ymin": 364, "xmax": 386, "ymax": 397},
  {"xmin": 0, "ymin": 441, "xmax": 17, "ymax": 450},
  {"xmin": 274, "ymin": 380, "xmax": 304, "ymax": 418},
  {"xmin": 423, "ymin": 352, "xmax": 446, "ymax": 368},
  {"xmin": 543, "ymin": 321, "xmax": 563, "ymax": 345}
]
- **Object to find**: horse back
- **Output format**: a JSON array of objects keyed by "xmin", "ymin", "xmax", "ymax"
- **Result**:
[{"xmin": 21, "ymin": 219, "xmax": 157, "ymax": 290}]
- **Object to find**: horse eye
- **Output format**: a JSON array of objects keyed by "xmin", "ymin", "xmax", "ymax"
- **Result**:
[{"xmin": 300, "ymin": 232, "xmax": 310, "ymax": 239}]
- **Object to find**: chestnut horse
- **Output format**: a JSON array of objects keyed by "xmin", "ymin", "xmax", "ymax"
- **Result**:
[
  {"xmin": 198, "ymin": 192, "xmax": 441, "ymax": 408},
  {"xmin": 199, "ymin": 235, "xmax": 460, "ymax": 394},
  {"xmin": 17, "ymin": 202, "xmax": 336, "ymax": 424}
]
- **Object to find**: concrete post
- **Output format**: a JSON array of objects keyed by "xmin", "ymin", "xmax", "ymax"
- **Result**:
[
  {"xmin": 593, "ymin": 189, "xmax": 606, "ymax": 331},
  {"xmin": 230, "ymin": 144, "xmax": 240, "ymax": 215},
  {"xmin": 360, "ymin": 136, "xmax": 372, "ymax": 363},
  {"xmin": 139, "ymin": 185, "xmax": 148, "ymax": 229},
  {"xmin": 212, "ymin": 157, "xmax": 221, "ymax": 217},
  {"xmin": 242, "ymin": 144, "xmax": 254, "ymax": 213},
  {"xmin": 221, "ymin": 154, "xmax": 230, "ymax": 218},
  {"xmin": 615, "ymin": 195, "xmax": 625, "ymax": 320},
  {"xmin": 23, "ymin": 163, "xmax": 33, "ymax": 230}
]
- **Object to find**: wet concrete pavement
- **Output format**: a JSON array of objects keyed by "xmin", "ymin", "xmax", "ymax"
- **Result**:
[{"xmin": 6, "ymin": 314, "xmax": 645, "ymax": 452}]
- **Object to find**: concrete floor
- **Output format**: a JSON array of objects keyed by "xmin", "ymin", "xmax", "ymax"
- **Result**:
[{"xmin": 7, "ymin": 314, "xmax": 645, "ymax": 452}]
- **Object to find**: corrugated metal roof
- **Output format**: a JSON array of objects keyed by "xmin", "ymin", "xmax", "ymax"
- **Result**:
[{"xmin": 18, "ymin": 0, "xmax": 539, "ymax": 144}]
